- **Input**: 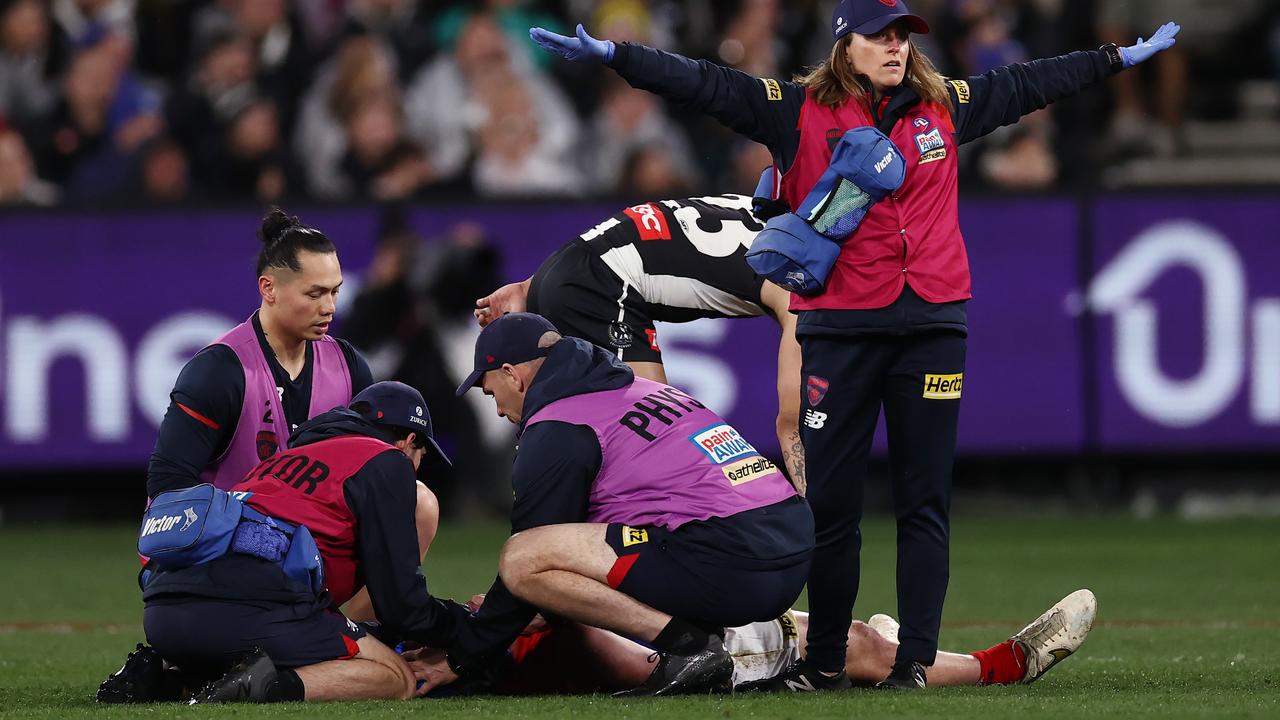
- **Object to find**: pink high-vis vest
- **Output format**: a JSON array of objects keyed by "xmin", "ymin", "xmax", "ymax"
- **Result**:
[
  {"xmin": 524, "ymin": 378, "xmax": 796, "ymax": 530},
  {"xmin": 198, "ymin": 317, "xmax": 353, "ymax": 490},
  {"xmin": 782, "ymin": 92, "xmax": 970, "ymax": 311}
]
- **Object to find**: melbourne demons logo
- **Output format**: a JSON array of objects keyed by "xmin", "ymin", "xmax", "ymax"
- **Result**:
[
  {"xmin": 255, "ymin": 431, "xmax": 278, "ymax": 460},
  {"xmin": 807, "ymin": 375, "xmax": 830, "ymax": 406}
]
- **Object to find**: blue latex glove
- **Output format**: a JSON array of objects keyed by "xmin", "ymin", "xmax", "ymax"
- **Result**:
[
  {"xmin": 1119, "ymin": 22, "xmax": 1180, "ymax": 68},
  {"xmin": 529, "ymin": 23, "xmax": 614, "ymax": 63}
]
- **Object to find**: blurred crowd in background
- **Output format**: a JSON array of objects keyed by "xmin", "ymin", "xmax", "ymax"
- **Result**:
[
  {"xmin": 2, "ymin": 0, "xmax": 1279, "ymax": 208},
  {"xmin": 341, "ymin": 210, "xmax": 517, "ymax": 515}
]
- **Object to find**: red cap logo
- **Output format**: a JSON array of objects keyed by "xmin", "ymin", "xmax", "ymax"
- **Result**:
[
  {"xmin": 880, "ymin": 0, "xmax": 897, "ymax": 6},
  {"xmin": 486, "ymin": 354, "xmax": 496, "ymax": 363}
]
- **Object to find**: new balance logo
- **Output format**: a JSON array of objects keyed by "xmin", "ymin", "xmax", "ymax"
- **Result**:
[
  {"xmin": 180, "ymin": 507, "xmax": 198, "ymax": 532},
  {"xmin": 804, "ymin": 409, "xmax": 828, "ymax": 429},
  {"xmin": 785, "ymin": 676, "xmax": 816, "ymax": 692}
]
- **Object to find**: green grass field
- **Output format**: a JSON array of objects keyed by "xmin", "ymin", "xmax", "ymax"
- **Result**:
[{"xmin": 2, "ymin": 515, "xmax": 1277, "ymax": 718}]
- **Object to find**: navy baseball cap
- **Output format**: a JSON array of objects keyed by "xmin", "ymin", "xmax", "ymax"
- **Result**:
[
  {"xmin": 350, "ymin": 381, "xmax": 452, "ymax": 466},
  {"xmin": 455, "ymin": 312, "xmax": 559, "ymax": 396},
  {"xmin": 832, "ymin": 0, "xmax": 930, "ymax": 41}
]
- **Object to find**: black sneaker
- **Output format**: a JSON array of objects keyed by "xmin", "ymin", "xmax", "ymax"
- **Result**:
[
  {"xmin": 187, "ymin": 648, "xmax": 278, "ymax": 704},
  {"xmin": 735, "ymin": 659, "xmax": 852, "ymax": 693},
  {"xmin": 875, "ymin": 659, "xmax": 927, "ymax": 689},
  {"xmin": 96, "ymin": 644, "xmax": 165, "ymax": 703},
  {"xmin": 614, "ymin": 635, "xmax": 733, "ymax": 697}
]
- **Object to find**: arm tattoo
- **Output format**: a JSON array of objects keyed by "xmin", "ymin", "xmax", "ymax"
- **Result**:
[{"xmin": 780, "ymin": 431, "xmax": 806, "ymax": 496}]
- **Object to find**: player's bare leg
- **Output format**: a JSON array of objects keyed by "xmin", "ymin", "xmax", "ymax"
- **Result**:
[
  {"xmin": 190, "ymin": 635, "xmax": 415, "ymax": 703},
  {"xmin": 838, "ymin": 589, "xmax": 1096, "ymax": 687},
  {"xmin": 788, "ymin": 612, "xmax": 980, "ymax": 686},
  {"xmin": 500, "ymin": 524, "xmax": 671, "ymax": 641},
  {"xmin": 496, "ymin": 590, "xmax": 1095, "ymax": 694},
  {"xmin": 294, "ymin": 636, "xmax": 416, "ymax": 700},
  {"xmin": 343, "ymin": 482, "xmax": 439, "ymax": 622},
  {"xmin": 494, "ymin": 615, "xmax": 977, "ymax": 693}
]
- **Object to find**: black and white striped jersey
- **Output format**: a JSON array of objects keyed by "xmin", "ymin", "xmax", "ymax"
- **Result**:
[{"xmin": 578, "ymin": 194, "xmax": 769, "ymax": 322}]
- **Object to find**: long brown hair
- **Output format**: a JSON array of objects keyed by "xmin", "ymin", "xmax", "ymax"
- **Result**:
[{"xmin": 796, "ymin": 34, "xmax": 952, "ymax": 112}]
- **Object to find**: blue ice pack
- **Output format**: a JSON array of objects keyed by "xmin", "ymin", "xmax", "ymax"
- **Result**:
[
  {"xmin": 746, "ymin": 213, "xmax": 843, "ymax": 295},
  {"xmin": 138, "ymin": 484, "xmax": 244, "ymax": 569},
  {"xmin": 138, "ymin": 484, "xmax": 324, "ymax": 595},
  {"xmin": 746, "ymin": 127, "xmax": 906, "ymax": 295},
  {"xmin": 797, "ymin": 127, "xmax": 906, "ymax": 240}
]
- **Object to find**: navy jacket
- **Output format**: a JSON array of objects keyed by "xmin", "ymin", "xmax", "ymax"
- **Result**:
[
  {"xmin": 447, "ymin": 339, "xmax": 631, "ymax": 675},
  {"xmin": 607, "ymin": 41, "xmax": 1117, "ymax": 178},
  {"xmin": 606, "ymin": 43, "xmax": 1118, "ymax": 331}
]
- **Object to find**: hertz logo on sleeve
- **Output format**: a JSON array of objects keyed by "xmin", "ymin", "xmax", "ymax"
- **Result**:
[
  {"xmin": 948, "ymin": 79, "xmax": 970, "ymax": 103},
  {"xmin": 922, "ymin": 373, "xmax": 963, "ymax": 400},
  {"xmin": 762, "ymin": 78, "xmax": 782, "ymax": 101}
]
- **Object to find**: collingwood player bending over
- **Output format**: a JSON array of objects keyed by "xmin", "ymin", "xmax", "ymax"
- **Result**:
[{"xmin": 474, "ymin": 194, "xmax": 808, "ymax": 491}]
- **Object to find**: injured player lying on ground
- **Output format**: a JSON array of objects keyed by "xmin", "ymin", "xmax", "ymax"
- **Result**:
[{"xmin": 404, "ymin": 589, "xmax": 1096, "ymax": 694}]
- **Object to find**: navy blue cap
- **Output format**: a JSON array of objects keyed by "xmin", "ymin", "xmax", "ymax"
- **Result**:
[
  {"xmin": 455, "ymin": 312, "xmax": 559, "ymax": 396},
  {"xmin": 832, "ymin": 0, "xmax": 929, "ymax": 41},
  {"xmin": 350, "ymin": 381, "xmax": 451, "ymax": 466}
]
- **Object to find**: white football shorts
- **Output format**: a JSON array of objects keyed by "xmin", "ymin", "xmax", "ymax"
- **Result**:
[{"xmin": 724, "ymin": 610, "xmax": 802, "ymax": 685}]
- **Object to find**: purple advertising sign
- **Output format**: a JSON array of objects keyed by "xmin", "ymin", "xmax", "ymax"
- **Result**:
[
  {"xmin": 0, "ymin": 209, "xmax": 382, "ymax": 468},
  {"xmin": 955, "ymin": 198, "xmax": 1084, "ymax": 453},
  {"xmin": 410, "ymin": 199, "xmax": 1086, "ymax": 456},
  {"xmin": 1, "ymin": 196, "xmax": 1272, "ymax": 470},
  {"xmin": 1088, "ymin": 198, "xmax": 1280, "ymax": 451}
]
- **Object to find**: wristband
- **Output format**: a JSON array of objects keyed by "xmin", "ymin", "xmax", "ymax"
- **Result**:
[{"xmin": 1099, "ymin": 43, "xmax": 1124, "ymax": 72}]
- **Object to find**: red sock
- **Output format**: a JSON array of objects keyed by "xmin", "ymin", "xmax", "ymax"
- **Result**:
[{"xmin": 971, "ymin": 640, "xmax": 1026, "ymax": 685}]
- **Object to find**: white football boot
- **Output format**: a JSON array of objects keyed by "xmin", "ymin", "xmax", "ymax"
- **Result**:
[
  {"xmin": 867, "ymin": 614, "xmax": 900, "ymax": 644},
  {"xmin": 1012, "ymin": 588, "xmax": 1097, "ymax": 684}
]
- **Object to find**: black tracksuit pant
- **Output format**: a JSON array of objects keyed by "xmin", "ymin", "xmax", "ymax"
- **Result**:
[{"xmin": 799, "ymin": 329, "xmax": 966, "ymax": 670}]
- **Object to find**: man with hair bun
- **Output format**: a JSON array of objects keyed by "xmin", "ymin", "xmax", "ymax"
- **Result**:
[
  {"xmin": 145, "ymin": 208, "xmax": 373, "ymax": 499},
  {"xmin": 99, "ymin": 210, "xmax": 439, "ymax": 702}
]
